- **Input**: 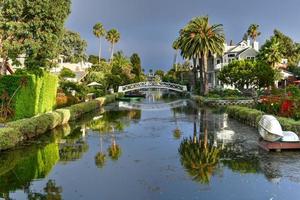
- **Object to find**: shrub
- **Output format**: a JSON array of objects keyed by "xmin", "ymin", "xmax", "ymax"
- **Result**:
[
  {"xmin": 0, "ymin": 71, "xmax": 58, "ymax": 120},
  {"xmin": 227, "ymin": 106, "xmax": 300, "ymax": 134},
  {"xmin": 0, "ymin": 93, "xmax": 122, "ymax": 151}
]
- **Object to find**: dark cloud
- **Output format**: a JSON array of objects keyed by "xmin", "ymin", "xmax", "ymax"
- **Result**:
[{"xmin": 66, "ymin": 0, "xmax": 300, "ymax": 71}]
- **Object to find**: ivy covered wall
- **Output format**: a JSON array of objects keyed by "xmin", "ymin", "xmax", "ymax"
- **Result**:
[{"xmin": 0, "ymin": 72, "xmax": 58, "ymax": 120}]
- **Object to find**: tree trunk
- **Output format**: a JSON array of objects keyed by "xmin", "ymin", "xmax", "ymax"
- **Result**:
[
  {"xmin": 173, "ymin": 50, "xmax": 178, "ymax": 70},
  {"xmin": 192, "ymin": 57, "xmax": 197, "ymax": 92},
  {"xmin": 1, "ymin": 57, "xmax": 8, "ymax": 75},
  {"xmin": 98, "ymin": 38, "xmax": 102, "ymax": 64},
  {"xmin": 199, "ymin": 57, "xmax": 204, "ymax": 95},
  {"xmin": 202, "ymin": 53, "xmax": 209, "ymax": 95},
  {"xmin": 110, "ymin": 43, "xmax": 115, "ymax": 62}
]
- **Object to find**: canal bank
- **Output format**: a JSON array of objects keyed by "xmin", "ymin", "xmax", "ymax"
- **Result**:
[{"xmin": 0, "ymin": 93, "xmax": 123, "ymax": 151}]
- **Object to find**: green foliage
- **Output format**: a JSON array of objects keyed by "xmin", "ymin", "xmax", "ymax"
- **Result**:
[
  {"xmin": 130, "ymin": 53, "xmax": 142, "ymax": 80},
  {"xmin": 227, "ymin": 106, "xmax": 300, "ymax": 134},
  {"xmin": 227, "ymin": 106, "xmax": 264, "ymax": 127},
  {"xmin": 257, "ymin": 37, "xmax": 283, "ymax": 68},
  {"xmin": 178, "ymin": 136, "xmax": 221, "ymax": 184},
  {"xmin": 0, "ymin": 142, "xmax": 59, "ymax": 193},
  {"xmin": 218, "ymin": 60, "xmax": 277, "ymax": 90},
  {"xmin": 60, "ymin": 81, "xmax": 88, "ymax": 100},
  {"xmin": 0, "ymin": 93, "xmax": 122, "ymax": 150},
  {"xmin": 0, "ymin": 0, "xmax": 71, "ymax": 71},
  {"xmin": 59, "ymin": 67, "xmax": 76, "ymax": 79},
  {"xmin": 247, "ymin": 24, "xmax": 261, "ymax": 41},
  {"xmin": 0, "ymin": 72, "xmax": 58, "ymax": 120},
  {"xmin": 60, "ymin": 29, "xmax": 87, "ymax": 63},
  {"xmin": 287, "ymin": 66, "xmax": 300, "ymax": 77},
  {"xmin": 286, "ymin": 85, "xmax": 300, "ymax": 97}
]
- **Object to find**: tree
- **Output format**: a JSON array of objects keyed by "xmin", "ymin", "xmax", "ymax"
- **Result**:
[
  {"xmin": 272, "ymin": 30, "xmax": 300, "ymax": 66},
  {"xmin": 88, "ymin": 55, "xmax": 100, "ymax": 65},
  {"xmin": 218, "ymin": 60, "xmax": 277, "ymax": 90},
  {"xmin": 178, "ymin": 16, "xmax": 225, "ymax": 95},
  {"xmin": 130, "ymin": 53, "xmax": 142, "ymax": 80},
  {"xmin": 93, "ymin": 23, "xmax": 106, "ymax": 63},
  {"xmin": 247, "ymin": 24, "xmax": 261, "ymax": 41},
  {"xmin": 155, "ymin": 70, "xmax": 165, "ymax": 79},
  {"xmin": 106, "ymin": 29, "xmax": 120, "ymax": 62},
  {"xmin": 0, "ymin": 0, "xmax": 71, "ymax": 74},
  {"xmin": 60, "ymin": 29, "xmax": 87, "ymax": 63},
  {"xmin": 59, "ymin": 67, "xmax": 76, "ymax": 80},
  {"xmin": 218, "ymin": 60, "xmax": 256, "ymax": 90},
  {"xmin": 257, "ymin": 37, "xmax": 283, "ymax": 68}
]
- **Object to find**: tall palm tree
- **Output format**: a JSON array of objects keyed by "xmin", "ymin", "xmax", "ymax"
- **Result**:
[
  {"xmin": 178, "ymin": 16, "xmax": 225, "ymax": 95},
  {"xmin": 106, "ymin": 29, "xmax": 120, "ymax": 62},
  {"xmin": 172, "ymin": 38, "xmax": 180, "ymax": 70},
  {"xmin": 93, "ymin": 23, "xmax": 106, "ymax": 64},
  {"xmin": 247, "ymin": 24, "xmax": 261, "ymax": 41}
]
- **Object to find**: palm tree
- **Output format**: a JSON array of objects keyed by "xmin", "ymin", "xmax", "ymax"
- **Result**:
[
  {"xmin": 178, "ymin": 16, "xmax": 225, "ymax": 95},
  {"xmin": 258, "ymin": 37, "xmax": 283, "ymax": 69},
  {"xmin": 106, "ymin": 29, "xmax": 120, "ymax": 62},
  {"xmin": 247, "ymin": 24, "xmax": 261, "ymax": 41},
  {"xmin": 93, "ymin": 23, "xmax": 106, "ymax": 64},
  {"xmin": 172, "ymin": 38, "xmax": 180, "ymax": 70}
]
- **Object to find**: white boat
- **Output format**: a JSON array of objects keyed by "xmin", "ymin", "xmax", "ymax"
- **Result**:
[{"xmin": 258, "ymin": 115, "xmax": 299, "ymax": 142}]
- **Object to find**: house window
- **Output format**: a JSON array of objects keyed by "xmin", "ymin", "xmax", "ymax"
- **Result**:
[
  {"xmin": 228, "ymin": 54, "xmax": 235, "ymax": 58},
  {"xmin": 217, "ymin": 59, "xmax": 221, "ymax": 64}
]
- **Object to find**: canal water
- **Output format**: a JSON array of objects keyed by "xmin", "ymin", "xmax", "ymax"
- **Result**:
[{"xmin": 1, "ymin": 96, "xmax": 300, "ymax": 200}]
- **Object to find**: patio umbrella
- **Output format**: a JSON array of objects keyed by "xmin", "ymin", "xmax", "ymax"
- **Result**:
[{"xmin": 87, "ymin": 82, "xmax": 102, "ymax": 87}]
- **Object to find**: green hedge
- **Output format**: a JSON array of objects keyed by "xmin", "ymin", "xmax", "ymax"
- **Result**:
[
  {"xmin": 227, "ymin": 106, "xmax": 300, "ymax": 134},
  {"xmin": 0, "ymin": 93, "xmax": 122, "ymax": 151},
  {"xmin": 0, "ymin": 72, "xmax": 58, "ymax": 120}
]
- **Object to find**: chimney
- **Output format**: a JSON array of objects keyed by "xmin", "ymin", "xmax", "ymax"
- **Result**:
[
  {"xmin": 247, "ymin": 39, "xmax": 251, "ymax": 47},
  {"xmin": 253, "ymin": 41, "xmax": 259, "ymax": 51}
]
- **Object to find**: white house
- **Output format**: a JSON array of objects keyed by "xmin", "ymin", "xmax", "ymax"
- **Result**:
[{"xmin": 207, "ymin": 39, "xmax": 259, "ymax": 89}]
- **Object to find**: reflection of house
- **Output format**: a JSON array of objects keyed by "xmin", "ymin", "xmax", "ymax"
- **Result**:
[{"xmin": 208, "ymin": 39, "xmax": 259, "ymax": 89}]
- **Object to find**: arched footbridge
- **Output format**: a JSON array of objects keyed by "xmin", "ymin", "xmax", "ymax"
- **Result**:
[{"xmin": 118, "ymin": 82, "xmax": 188, "ymax": 93}]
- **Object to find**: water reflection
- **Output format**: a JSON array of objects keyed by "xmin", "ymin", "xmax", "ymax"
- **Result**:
[
  {"xmin": 2, "ymin": 98, "xmax": 300, "ymax": 199},
  {"xmin": 0, "ymin": 134, "xmax": 60, "ymax": 198},
  {"xmin": 27, "ymin": 180, "xmax": 62, "ymax": 200}
]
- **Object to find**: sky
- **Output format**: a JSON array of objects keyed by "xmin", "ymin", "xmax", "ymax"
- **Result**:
[{"xmin": 65, "ymin": 0, "xmax": 300, "ymax": 71}]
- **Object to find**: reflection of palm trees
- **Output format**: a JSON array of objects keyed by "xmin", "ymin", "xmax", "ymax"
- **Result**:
[
  {"xmin": 173, "ymin": 110, "xmax": 182, "ymax": 140},
  {"xmin": 59, "ymin": 128, "xmax": 89, "ymax": 162},
  {"xmin": 179, "ymin": 110, "xmax": 221, "ymax": 184},
  {"xmin": 108, "ymin": 137, "xmax": 122, "ymax": 161},
  {"xmin": 179, "ymin": 137, "xmax": 221, "ymax": 184},
  {"xmin": 27, "ymin": 179, "xmax": 62, "ymax": 200},
  {"xmin": 95, "ymin": 136, "xmax": 106, "ymax": 168},
  {"xmin": 107, "ymin": 126, "xmax": 122, "ymax": 161}
]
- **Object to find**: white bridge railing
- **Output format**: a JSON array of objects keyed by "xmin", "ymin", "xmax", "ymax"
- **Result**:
[{"xmin": 118, "ymin": 82, "xmax": 188, "ymax": 93}]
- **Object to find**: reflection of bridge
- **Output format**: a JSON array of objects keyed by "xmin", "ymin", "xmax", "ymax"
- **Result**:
[
  {"xmin": 118, "ymin": 81, "xmax": 188, "ymax": 93},
  {"xmin": 118, "ymin": 100, "xmax": 187, "ymax": 111}
]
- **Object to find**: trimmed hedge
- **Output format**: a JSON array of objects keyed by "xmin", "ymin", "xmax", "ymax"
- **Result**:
[
  {"xmin": 0, "ymin": 93, "xmax": 123, "ymax": 151},
  {"xmin": 227, "ymin": 106, "xmax": 300, "ymax": 134},
  {"xmin": 0, "ymin": 72, "xmax": 58, "ymax": 120}
]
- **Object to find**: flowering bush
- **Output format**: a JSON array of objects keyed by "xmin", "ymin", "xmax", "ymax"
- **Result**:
[{"xmin": 257, "ymin": 86, "xmax": 300, "ymax": 120}]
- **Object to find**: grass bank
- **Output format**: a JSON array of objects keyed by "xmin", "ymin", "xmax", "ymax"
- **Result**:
[
  {"xmin": 0, "ymin": 93, "xmax": 123, "ymax": 151},
  {"xmin": 227, "ymin": 106, "xmax": 300, "ymax": 135}
]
